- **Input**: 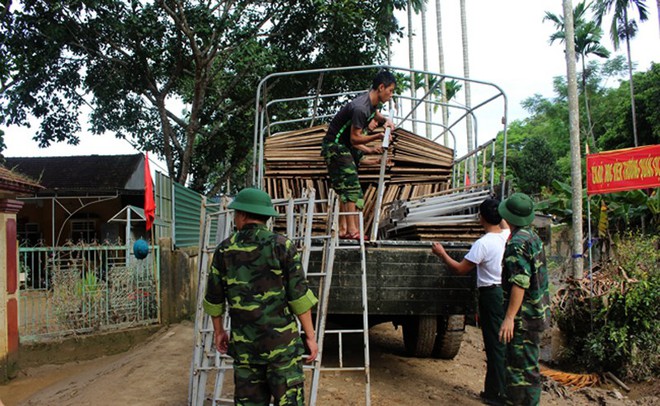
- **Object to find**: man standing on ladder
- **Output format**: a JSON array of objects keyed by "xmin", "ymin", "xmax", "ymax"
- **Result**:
[
  {"xmin": 203, "ymin": 187, "xmax": 319, "ymax": 406},
  {"xmin": 431, "ymin": 199, "xmax": 510, "ymax": 406},
  {"xmin": 321, "ymin": 70, "xmax": 396, "ymax": 240}
]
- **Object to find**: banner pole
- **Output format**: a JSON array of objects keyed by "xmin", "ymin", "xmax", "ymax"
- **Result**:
[
  {"xmin": 585, "ymin": 143, "xmax": 594, "ymax": 332},
  {"xmin": 587, "ymin": 195, "xmax": 593, "ymax": 332}
]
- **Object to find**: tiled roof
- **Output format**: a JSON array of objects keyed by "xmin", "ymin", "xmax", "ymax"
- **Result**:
[
  {"xmin": 5, "ymin": 154, "xmax": 144, "ymax": 195},
  {"xmin": 0, "ymin": 165, "xmax": 43, "ymax": 194}
]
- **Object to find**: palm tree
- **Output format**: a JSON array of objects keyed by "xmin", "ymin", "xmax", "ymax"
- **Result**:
[
  {"xmin": 421, "ymin": 2, "xmax": 432, "ymax": 139},
  {"xmin": 563, "ymin": 0, "xmax": 585, "ymax": 279},
  {"xmin": 444, "ymin": 80, "xmax": 462, "ymax": 102},
  {"xmin": 405, "ymin": 0, "xmax": 427, "ymax": 136},
  {"xmin": 459, "ymin": 0, "xmax": 475, "ymax": 180},
  {"xmin": 435, "ymin": 0, "xmax": 449, "ymax": 146},
  {"xmin": 593, "ymin": 0, "xmax": 650, "ymax": 146},
  {"xmin": 545, "ymin": 1, "xmax": 610, "ymax": 145},
  {"xmin": 407, "ymin": 1, "xmax": 417, "ymax": 134}
]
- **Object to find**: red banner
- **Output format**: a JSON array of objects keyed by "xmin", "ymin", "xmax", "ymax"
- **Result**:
[{"xmin": 586, "ymin": 145, "xmax": 660, "ymax": 195}]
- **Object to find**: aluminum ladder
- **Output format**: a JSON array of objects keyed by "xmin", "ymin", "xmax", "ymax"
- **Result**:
[
  {"xmin": 189, "ymin": 189, "xmax": 321, "ymax": 405},
  {"xmin": 189, "ymin": 189, "xmax": 371, "ymax": 405},
  {"xmin": 189, "ymin": 197, "xmax": 235, "ymax": 405},
  {"xmin": 304, "ymin": 191, "xmax": 371, "ymax": 406}
]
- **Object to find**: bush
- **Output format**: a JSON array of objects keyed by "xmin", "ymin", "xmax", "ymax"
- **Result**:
[{"xmin": 554, "ymin": 233, "xmax": 660, "ymax": 380}]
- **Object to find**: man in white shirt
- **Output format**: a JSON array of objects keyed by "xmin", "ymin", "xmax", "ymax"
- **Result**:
[{"xmin": 432, "ymin": 199, "xmax": 510, "ymax": 406}]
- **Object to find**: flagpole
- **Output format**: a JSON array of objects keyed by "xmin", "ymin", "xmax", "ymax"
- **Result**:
[
  {"xmin": 152, "ymin": 225, "xmax": 160, "ymax": 324},
  {"xmin": 585, "ymin": 143, "xmax": 593, "ymax": 332},
  {"xmin": 144, "ymin": 151, "xmax": 160, "ymax": 324},
  {"xmin": 587, "ymin": 194, "xmax": 593, "ymax": 332}
]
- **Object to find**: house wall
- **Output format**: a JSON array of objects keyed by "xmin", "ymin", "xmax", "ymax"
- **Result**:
[
  {"xmin": 1, "ymin": 199, "xmax": 24, "ymax": 383},
  {"xmin": 16, "ymin": 194, "xmax": 146, "ymax": 246}
]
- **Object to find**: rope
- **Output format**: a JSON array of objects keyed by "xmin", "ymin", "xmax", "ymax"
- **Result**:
[{"xmin": 540, "ymin": 366, "xmax": 600, "ymax": 390}]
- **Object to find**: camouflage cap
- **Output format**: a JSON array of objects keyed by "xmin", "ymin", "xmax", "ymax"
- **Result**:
[{"xmin": 229, "ymin": 187, "xmax": 280, "ymax": 217}]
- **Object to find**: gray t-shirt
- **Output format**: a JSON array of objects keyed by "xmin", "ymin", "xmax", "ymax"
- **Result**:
[{"xmin": 323, "ymin": 92, "xmax": 377, "ymax": 148}]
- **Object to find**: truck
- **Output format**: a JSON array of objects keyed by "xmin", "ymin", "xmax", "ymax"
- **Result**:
[{"xmin": 252, "ymin": 65, "xmax": 509, "ymax": 359}]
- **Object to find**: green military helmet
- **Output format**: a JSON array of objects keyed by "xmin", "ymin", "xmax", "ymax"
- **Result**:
[
  {"xmin": 498, "ymin": 192, "xmax": 535, "ymax": 227},
  {"xmin": 228, "ymin": 187, "xmax": 280, "ymax": 217}
]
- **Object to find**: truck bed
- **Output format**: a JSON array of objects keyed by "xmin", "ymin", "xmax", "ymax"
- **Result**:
[{"xmin": 307, "ymin": 241, "xmax": 476, "ymax": 317}]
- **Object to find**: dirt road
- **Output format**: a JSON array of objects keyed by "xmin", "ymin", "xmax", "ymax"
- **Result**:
[{"xmin": 0, "ymin": 321, "xmax": 656, "ymax": 406}]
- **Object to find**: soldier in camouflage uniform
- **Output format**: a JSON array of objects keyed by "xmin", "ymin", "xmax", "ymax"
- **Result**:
[
  {"xmin": 321, "ymin": 70, "xmax": 396, "ymax": 240},
  {"xmin": 203, "ymin": 188, "xmax": 318, "ymax": 406},
  {"xmin": 497, "ymin": 193, "xmax": 550, "ymax": 406}
]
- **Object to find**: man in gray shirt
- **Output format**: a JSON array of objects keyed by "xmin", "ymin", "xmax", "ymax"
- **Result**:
[{"xmin": 321, "ymin": 70, "xmax": 396, "ymax": 240}]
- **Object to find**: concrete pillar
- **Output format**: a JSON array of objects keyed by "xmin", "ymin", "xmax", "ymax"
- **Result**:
[{"xmin": 0, "ymin": 199, "xmax": 24, "ymax": 382}]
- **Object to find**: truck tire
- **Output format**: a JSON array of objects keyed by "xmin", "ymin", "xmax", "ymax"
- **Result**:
[
  {"xmin": 402, "ymin": 315, "xmax": 437, "ymax": 357},
  {"xmin": 432, "ymin": 315, "xmax": 465, "ymax": 359}
]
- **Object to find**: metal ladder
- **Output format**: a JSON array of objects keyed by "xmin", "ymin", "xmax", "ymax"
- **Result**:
[
  {"xmin": 189, "ymin": 189, "xmax": 371, "ymax": 405},
  {"xmin": 304, "ymin": 191, "xmax": 371, "ymax": 406},
  {"xmin": 189, "ymin": 197, "xmax": 235, "ymax": 406},
  {"xmin": 192, "ymin": 191, "xmax": 319, "ymax": 406},
  {"xmin": 189, "ymin": 189, "xmax": 321, "ymax": 405}
]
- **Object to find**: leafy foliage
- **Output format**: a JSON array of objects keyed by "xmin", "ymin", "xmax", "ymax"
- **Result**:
[
  {"xmin": 1, "ymin": 1, "xmax": 412, "ymax": 193},
  {"xmin": 495, "ymin": 62, "xmax": 659, "ymax": 226},
  {"xmin": 554, "ymin": 233, "xmax": 660, "ymax": 380},
  {"xmin": 537, "ymin": 179, "xmax": 659, "ymax": 234},
  {"xmin": 508, "ymin": 136, "xmax": 558, "ymax": 195},
  {"xmin": 593, "ymin": 62, "xmax": 660, "ymax": 149},
  {"xmin": 592, "ymin": 0, "xmax": 650, "ymax": 49}
]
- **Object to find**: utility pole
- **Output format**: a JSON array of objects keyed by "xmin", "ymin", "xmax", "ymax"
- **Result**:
[{"xmin": 563, "ymin": 0, "xmax": 584, "ymax": 279}]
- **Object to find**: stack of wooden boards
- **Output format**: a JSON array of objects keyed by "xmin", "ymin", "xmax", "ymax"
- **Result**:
[{"xmin": 264, "ymin": 124, "xmax": 482, "ymax": 241}]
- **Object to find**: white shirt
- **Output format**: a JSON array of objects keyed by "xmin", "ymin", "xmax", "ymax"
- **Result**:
[{"xmin": 464, "ymin": 229, "xmax": 510, "ymax": 288}]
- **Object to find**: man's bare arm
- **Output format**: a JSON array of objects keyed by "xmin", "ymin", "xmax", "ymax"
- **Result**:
[
  {"xmin": 499, "ymin": 285, "xmax": 524, "ymax": 343},
  {"xmin": 431, "ymin": 242, "xmax": 476, "ymax": 275},
  {"xmin": 350, "ymin": 125, "xmax": 383, "ymax": 146},
  {"xmin": 297, "ymin": 310, "xmax": 318, "ymax": 363}
]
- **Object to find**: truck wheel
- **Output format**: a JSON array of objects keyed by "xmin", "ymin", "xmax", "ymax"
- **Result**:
[
  {"xmin": 432, "ymin": 315, "xmax": 465, "ymax": 359},
  {"xmin": 402, "ymin": 315, "xmax": 437, "ymax": 357}
]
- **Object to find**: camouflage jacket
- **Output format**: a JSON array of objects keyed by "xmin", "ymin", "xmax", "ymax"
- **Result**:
[
  {"xmin": 502, "ymin": 227, "xmax": 551, "ymax": 332},
  {"xmin": 203, "ymin": 223, "xmax": 318, "ymax": 364}
]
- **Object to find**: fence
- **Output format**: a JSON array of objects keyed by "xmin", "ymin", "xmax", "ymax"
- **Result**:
[{"xmin": 18, "ymin": 242, "xmax": 160, "ymax": 342}]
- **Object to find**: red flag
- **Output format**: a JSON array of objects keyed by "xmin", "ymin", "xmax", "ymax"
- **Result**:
[
  {"xmin": 144, "ymin": 152, "xmax": 156, "ymax": 231},
  {"xmin": 465, "ymin": 173, "xmax": 471, "ymax": 186}
]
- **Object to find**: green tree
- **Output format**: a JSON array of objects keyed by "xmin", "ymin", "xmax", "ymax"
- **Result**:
[
  {"xmin": 544, "ymin": 1, "xmax": 610, "ymax": 145},
  {"xmin": 593, "ymin": 0, "xmax": 650, "ymax": 146},
  {"xmin": 593, "ymin": 62, "xmax": 660, "ymax": 149},
  {"xmin": 509, "ymin": 136, "xmax": 558, "ymax": 195},
  {"xmin": 1, "ymin": 0, "xmax": 412, "ymax": 193},
  {"xmin": 496, "ymin": 61, "xmax": 659, "ymax": 184}
]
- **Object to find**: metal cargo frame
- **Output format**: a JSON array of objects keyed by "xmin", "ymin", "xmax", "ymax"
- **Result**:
[{"xmin": 251, "ymin": 65, "xmax": 509, "ymax": 199}]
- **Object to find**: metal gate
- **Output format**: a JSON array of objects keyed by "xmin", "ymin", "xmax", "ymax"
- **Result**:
[{"xmin": 18, "ymin": 242, "xmax": 160, "ymax": 342}]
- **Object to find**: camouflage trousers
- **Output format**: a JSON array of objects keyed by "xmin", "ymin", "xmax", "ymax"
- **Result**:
[
  {"xmin": 233, "ymin": 355, "xmax": 305, "ymax": 406},
  {"xmin": 504, "ymin": 324, "xmax": 542, "ymax": 406},
  {"xmin": 321, "ymin": 141, "xmax": 364, "ymax": 209}
]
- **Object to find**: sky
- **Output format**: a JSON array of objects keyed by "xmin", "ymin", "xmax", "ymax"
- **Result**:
[{"xmin": 2, "ymin": 1, "xmax": 659, "ymax": 171}]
